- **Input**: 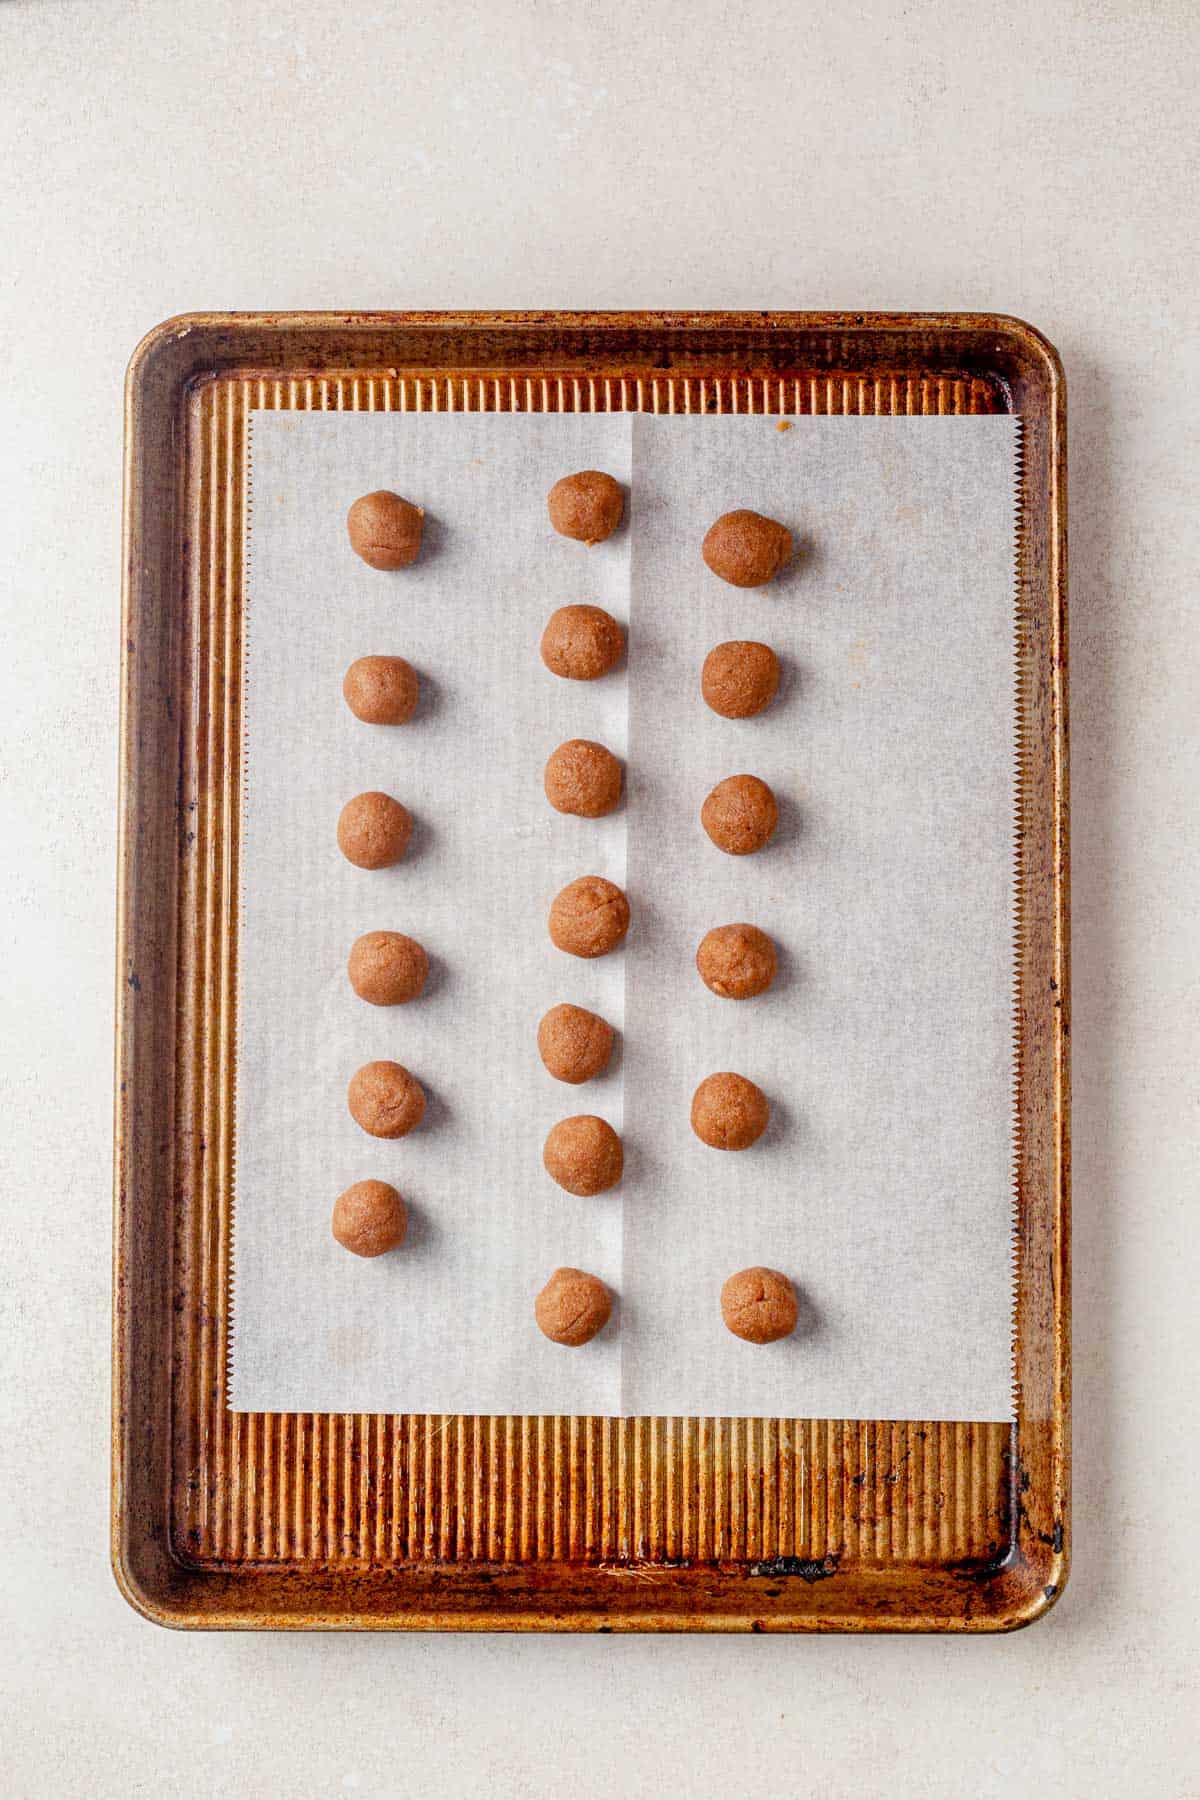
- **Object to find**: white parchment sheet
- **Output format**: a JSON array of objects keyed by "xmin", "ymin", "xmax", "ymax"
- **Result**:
[{"xmin": 231, "ymin": 411, "xmax": 1017, "ymax": 1421}]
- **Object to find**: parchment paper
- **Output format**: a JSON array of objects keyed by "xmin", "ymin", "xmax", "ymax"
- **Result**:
[{"xmin": 231, "ymin": 410, "xmax": 1017, "ymax": 1421}]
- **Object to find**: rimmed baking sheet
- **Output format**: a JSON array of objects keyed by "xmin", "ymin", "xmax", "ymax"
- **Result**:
[{"xmin": 113, "ymin": 312, "xmax": 1068, "ymax": 1631}]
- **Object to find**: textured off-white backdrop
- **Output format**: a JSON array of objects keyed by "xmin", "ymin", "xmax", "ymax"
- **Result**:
[{"xmin": 1, "ymin": 2, "xmax": 1196, "ymax": 1796}]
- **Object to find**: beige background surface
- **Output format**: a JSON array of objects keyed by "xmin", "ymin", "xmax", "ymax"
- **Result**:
[{"xmin": 1, "ymin": 1, "xmax": 1196, "ymax": 1795}]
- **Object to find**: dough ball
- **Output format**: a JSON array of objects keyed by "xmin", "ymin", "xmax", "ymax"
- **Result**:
[
  {"xmin": 331, "ymin": 1179, "xmax": 408, "ymax": 1257},
  {"xmin": 337, "ymin": 791, "xmax": 412, "ymax": 868},
  {"xmin": 702, "ymin": 509, "xmax": 792, "ymax": 587},
  {"xmin": 343, "ymin": 655, "xmax": 419, "ymax": 724},
  {"xmin": 691, "ymin": 1071, "xmax": 770, "ymax": 1150},
  {"xmin": 720, "ymin": 1267, "xmax": 799, "ymax": 1343},
  {"xmin": 700, "ymin": 773, "xmax": 778, "ymax": 856},
  {"xmin": 346, "ymin": 490, "xmax": 424, "ymax": 569},
  {"xmin": 543, "ymin": 738, "xmax": 623, "ymax": 818},
  {"xmin": 548, "ymin": 875, "xmax": 630, "ymax": 958},
  {"xmin": 347, "ymin": 1060, "xmax": 426, "ymax": 1139},
  {"xmin": 537, "ymin": 1003, "xmax": 615, "ymax": 1084},
  {"xmin": 535, "ymin": 1267, "xmax": 613, "ymax": 1345},
  {"xmin": 543, "ymin": 1114, "xmax": 623, "ymax": 1195},
  {"xmin": 696, "ymin": 923, "xmax": 777, "ymax": 999},
  {"xmin": 540, "ymin": 604, "xmax": 625, "ymax": 680},
  {"xmin": 547, "ymin": 470, "xmax": 625, "ymax": 545},
  {"xmin": 347, "ymin": 931, "xmax": 428, "ymax": 1005},
  {"xmin": 701, "ymin": 640, "xmax": 780, "ymax": 719}
]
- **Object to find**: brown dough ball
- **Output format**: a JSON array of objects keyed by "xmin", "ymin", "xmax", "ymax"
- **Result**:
[
  {"xmin": 547, "ymin": 470, "xmax": 625, "ymax": 546},
  {"xmin": 700, "ymin": 774, "xmax": 778, "ymax": 856},
  {"xmin": 347, "ymin": 1060, "xmax": 426, "ymax": 1139},
  {"xmin": 720, "ymin": 1267, "xmax": 799, "ymax": 1343},
  {"xmin": 537, "ymin": 1003, "xmax": 615, "ymax": 1084},
  {"xmin": 543, "ymin": 739, "xmax": 623, "ymax": 818},
  {"xmin": 346, "ymin": 490, "xmax": 424, "ymax": 569},
  {"xmin": 535, "ymin": 1267, "xmax": 613, "ymax": 1345},
  {"xmin": 548, "ymin": 875, "xmax": 630, "ymax": 958},
  {"xmin": 343, "ymin": 655, "xmax": 419, "ymax": 724},
  {"xmin": 331, "ymin": 1179, "xmax": 408, "ymax": 1257},
  {"xmin": 696, "ymin": 923, "xmax": 778, "ymax": 1000},
  {"xmin": 337, "ymin": 791, "xmax": 412, "ymax": 869},
  {"xmin": 543, "ymin": 1115, "xmax": 623, "ymax": 1195},
  {"xmin": 702, "ymin": 509, "xmax": 792, "ymax": 588},
  {"xmin": 347, "ymin": 931, "xmax": 428, "ymax": 1005},
  {"xmin": 540, "ymin": 604, "xmax": 625, "ymax": 681},
  {"xmin": 701, "ymin": 640, "xmax": 780, "ymax": 719},
  {"xmin": 691, "ymin": 1072, "xmax": 770, "ymax": 1150}
]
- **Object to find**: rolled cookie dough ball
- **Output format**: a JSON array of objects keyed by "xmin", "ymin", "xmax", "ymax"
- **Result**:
[
  {"xmin": 702, "ymin": 509, "xmax": 792, "ymax": 588},
  {"xmin": 547, "ymin": 470, "xmax": 624, "ymax": 545},
  {"xmin": 700, "ymin": 773, "xmax": 778, "ymax": 856},
  {"xmin": 347, "ymin": 931, "xmax": 428, "ymax": 1005},
  {"xmin": 347, "ymin": 490, "xmax": 424, "ymax": 569},
  {"xmin": 331, "ymin": 1179, "xmax": 408, "ymax": 1257},
  {"xmin": 343, "ymin": 655, "xmax": 419, "ymax": 724},
  {"xmin": 696, "ymin": 922, "xmax": 777, "ymax": 999},
  {"xmin": 701, "ymin": 640, "xmax": 780, "ymax": 719},
  {"xmin": 540, "ymin": 604, "xmax": 625, "ymax": 681},
  {"xmin": 537, "ymin": 1002, "xmax": 615, "ymax": 1084},
  {"xmin": 691, "ymin": 1071, "xmax": 770, "ymax": 1150},
  {"xmin": 347, "ymin": 1060, "xmax": 426, "ymax": 1139},
  {"xmin": 543, "ymin": 1114, "xmax": 623, "ymax": 1195},
  {"xmin": 337, "ymin": 791, "xmax": 412, "ymax": 868},
  {"xmin": 548, "ymin": 875, "xmax": 630, "ymax": 958},
  {"xmin": 543, "ymin": 738, "xmax": 623, "ymax": 818},
  {"xmin": 535, "ymin": 1267, "xmax": 613, "ymax": 1345},
  {"xmin": 721, "ymin": 1267, "xmax": 799, "ymax": 1343}
]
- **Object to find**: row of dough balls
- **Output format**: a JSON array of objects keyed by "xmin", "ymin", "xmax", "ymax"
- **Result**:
[
  {"xmin": 687, "ymin": 506, "xmax": 794, "ymax": 1336},
  {"xmin": 334, "ymin": 765, "xmax": 782, "ymax": 866},
  {"xmin": 340, "ymin": 892, "xmax": 777, "ymax": 1009},
  {"xmin": 534, "ymin": 1264, "xmax": 800, "ymax": 1346},
  {"xmin": 536, "ymin": 477, "xmax": 627, "ymax": 1324},
  {"xmin": 535, "ymin": 1263, "xmax": 799, "ymax": 1346},
  {"xmin": 536, "ymin": 478, "xmax": 627, "ymax": 1267},
  {"xmin": 337, "ymin": 503, "xmax": 422, "ymax": 860},
  {"xmin": 333, "ymin": 491, "xmax": 428, "ymax": 1265},
  {"xmin": 543, "ymin": 602, "xmax": 781, "ymax": 717},
  {"xmin": 546, "ymin": 748, "xmax": 780, "ymax": 862},
  {"xmin": 696, "ymin": 509, "xmax": 789, "ymax": 844},
  {"xmin": 342, "ymin": 904, "xmax": 774, "ymax": 1006},
  {"xmin": 347, "ymin": 474, "xmax": 791, "ymax": 589}
]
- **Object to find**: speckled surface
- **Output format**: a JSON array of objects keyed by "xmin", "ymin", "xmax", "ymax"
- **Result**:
[{"xmin": 1, "ymin": 0, "xmax": 1197, "ymax": 1793}]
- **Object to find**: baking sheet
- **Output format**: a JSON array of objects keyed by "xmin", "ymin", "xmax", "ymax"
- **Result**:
[{"xmin": 231, "ymin": 411, "xmax": 1017, "ymax": 1420}]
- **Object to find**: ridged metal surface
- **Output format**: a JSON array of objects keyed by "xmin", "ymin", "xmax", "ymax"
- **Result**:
[{"xmin": 173, "ymin": 369, "xmax": 1012, "ymax": 1571}]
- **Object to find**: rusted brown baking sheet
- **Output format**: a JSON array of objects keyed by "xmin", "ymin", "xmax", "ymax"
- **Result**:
[{"xmin": 113, "ymin": 311, "xmax": 1068, "ymax": 1630}]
